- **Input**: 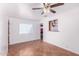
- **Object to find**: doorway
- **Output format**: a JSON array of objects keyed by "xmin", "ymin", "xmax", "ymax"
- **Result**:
[{"xmin": 40, "ymin": 23, "xmax": 43, "ymax": 41}]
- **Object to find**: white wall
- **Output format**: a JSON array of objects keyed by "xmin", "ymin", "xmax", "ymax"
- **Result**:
[
  {"xmin": 9, "ymin": 17, "xmax": 40, "ymax": 45},
  {"xmin": 42, "ymin": 4, "xmax": 79, "ymax": 54},
  {"xmin": 0, "ymin": 4, "xmax": 8, "ymax": 56}
]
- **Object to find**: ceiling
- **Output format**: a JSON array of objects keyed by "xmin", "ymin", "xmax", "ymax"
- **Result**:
[
  {"xmin": 5, "ymin": 3, "xmax": 79, "ymax": 20},
  {"xmin": 7, "ymin": 3, "xmax": 42, "ymax": 20}
]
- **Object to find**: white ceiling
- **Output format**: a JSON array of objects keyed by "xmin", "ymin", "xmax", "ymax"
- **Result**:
[
  {"xmin": 5, "ymin": 3, "xmax": 79, "ymax": 20},
  {"xmin": 7, "ymin": 3, "xmax": 42, "ymax": 20}
]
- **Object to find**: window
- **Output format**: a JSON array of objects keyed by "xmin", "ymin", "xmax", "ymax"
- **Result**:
[{"xmin": 19, "ymin": 24, "xmax": 33, "ymax": 34}]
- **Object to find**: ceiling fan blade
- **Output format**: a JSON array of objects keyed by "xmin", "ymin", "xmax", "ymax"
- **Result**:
[
  {"xmin": 32, "ymin": 8, "xmax": 42, "ymax": 10},
  {"xmin": 50, "ymin": 3, "xmax": 64, "ymax": 8},
  {"xmin": 50, "ymin": 9, "xmax": 56, "ymax": 13}
]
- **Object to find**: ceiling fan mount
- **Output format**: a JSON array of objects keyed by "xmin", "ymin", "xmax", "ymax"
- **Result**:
[{"xmin": 32, "ymin": 3, "xmax": 64, "ymax": 15}]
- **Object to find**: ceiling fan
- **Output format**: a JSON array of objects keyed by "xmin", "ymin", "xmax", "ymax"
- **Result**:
[{"xmin": 32, "ymin": 3, "xmax": 64, "ymax": 15}]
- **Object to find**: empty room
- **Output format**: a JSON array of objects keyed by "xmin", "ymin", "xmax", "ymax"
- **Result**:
[{"xmin": 0, "ymin": 3, "xmax": 79, "ymax": 56}]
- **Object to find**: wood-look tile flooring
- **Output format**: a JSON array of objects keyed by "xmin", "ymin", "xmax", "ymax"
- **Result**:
[{"xmin": 8, "ymin": 40, "xmax": 79, "ymax": 56}]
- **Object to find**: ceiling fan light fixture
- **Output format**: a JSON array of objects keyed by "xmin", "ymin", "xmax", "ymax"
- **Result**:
[
  {"xmin": 32, "ymin": 3, "xmax": 64, "ymax": 16},
  {"xmin": 43, "ymin": 7, "xmax": 50, "ymax": 14}
]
